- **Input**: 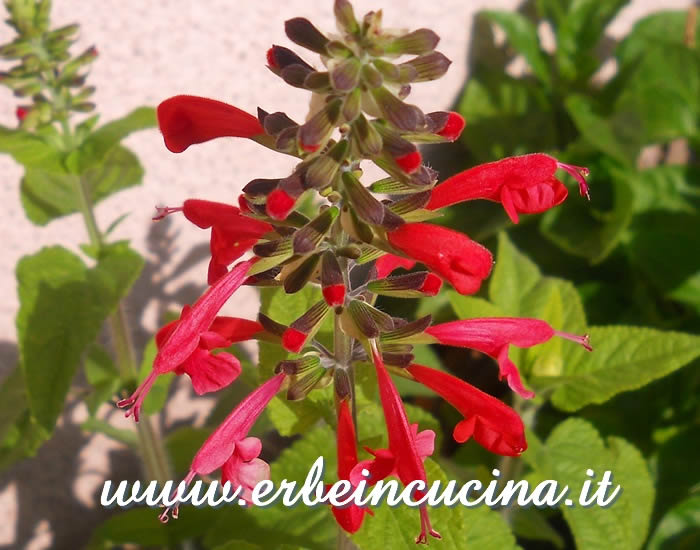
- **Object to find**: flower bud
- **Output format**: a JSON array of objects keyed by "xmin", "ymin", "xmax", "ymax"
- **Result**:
[
  {"xmin": 351, "ymin": 115, "xmax": 383, "ymax": 157},
  {"xmin": 298, "ymin": 98, "xmax": 342, "ymax": 152},
  {"xmin": 266, "ymin": 45, "xmax": 314, "ymax": 73},
  {"xmin": 381, "ymin": 315, "xmax": 433, "ymax": 343},
  {"xmin": 342, "ymin": 89, "xmax": 362, "ymax": 123},
  {"xmin": 371, "ymin": 87, "xmax": 424, "ymax": 131},
  {"xmin": 321, "ymin": 251, "xmax": 346, "ymax": 308},
  {"xmin": 285, "ymin": 18, "xmax": 330, "ymax": 54},
  {"xmin": 282, "ymin": 300, "xmax": 331, "ymax": 352},
  {"xmin": 399, "ymin": 52, "xmax": 451, "ymax": 82},
  {"xmin": 382, "ymin": 28, "xmax": 440, "ymax": 56},
  {"xmin": 330, "ymin": 57, "xmax": 362, "ymax": 92},
  {"xmin": 368, "ymin": 272, "xmax": 442, "ymax": 298},
  {"xmin": 283, "ymin": 253, "xmax": 321, "ymax": 294},
  {"xmin": 293, "ymin": 206, "xmax": 339, "ymax": 254},
  {"xmin": 334, "ymin": 0, "xmax": 359, "ymax": 36},
  {"xmin": 304, "ymin": 140, "xmax": 348, "ymax": 189}
]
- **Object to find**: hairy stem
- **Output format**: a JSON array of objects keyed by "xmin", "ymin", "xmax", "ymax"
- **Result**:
[{"xmin": 73, "ymin": 172, "xmax": 171, "ymax": 485}]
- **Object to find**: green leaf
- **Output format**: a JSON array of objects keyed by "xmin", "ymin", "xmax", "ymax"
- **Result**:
[
  {"xmin": 629, "ymin": 165, "xmax": 700, "ymax": 215},
  {"xmin": 511, "ymin": 507, "xmax": 565, "ymax": 549},
  {"xmin": 87, "ymin": 506, "xmax": 219, "ymax": 550},
  {"xmin": 647, "ymin": 495, "xmax": 700, "ymax": 550},
  {"xmin": 20, "ymin": 144, "xmax": 145, "ymax": 225},
  {"xmin": 16, "ymin": 243, "xmax": 143, "ymax": 430},
  {"xmin": 555, "ymin": 0, "xmax": 628, "ymax": 82},
  {"xmin": 352, "ymin": 459, "xmax": 517, "ymax": 550},
  {"xmin": 482, "ymin": 11, "xmax": 551, "ymax": 86},
  {"xmin": 448, "ymin": 292, "xmax": 505, "ymax": 319},
  {"xmin": 0, "ymin": 126, "xmax": 64, "ymax": 171},
  {"xmin": 84, "ymin": 344, "xmax": 120, "ymax": 416},
  {"xmin": 165, "ymin": 426, "xmax": 209, "ymax": 475},
  {"xmin": 75, "ymin": 107, "xmax": 156, "ymax": 172},
  {"xmin": 541, "ymin": 170, "xmax": 635, "ymax": 263},
  {"xmin": 527, "ymin": 418, "xmax": 654, "ymax": 550},
  {"xmin": 0, "ymin": 366, "xmax": 30, "ymax": 443},
  {"xmin": 626, "ymin": 210, "xmax": 700, "ymax": 312},
  {"xmin": 564, "ymin": 95, "xmax": 635, "ymax": 165},
  {"xmin": 546, "ymin": 326, "xmax": 700, "ymax": 411}
]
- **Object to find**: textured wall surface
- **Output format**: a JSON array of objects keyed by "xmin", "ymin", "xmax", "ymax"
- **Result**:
[{"xmin": 0, "ymin": 1, "xmax": 691, "ymax": 548}]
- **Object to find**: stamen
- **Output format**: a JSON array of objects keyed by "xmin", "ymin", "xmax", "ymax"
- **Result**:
[
  {"xmin": 152, "ymin": 205, "xmax": 184, "ymax": 221},
  {"xmin": 557, "ymin": 162, "xmax": 591, "ymax": 200},
  {"xmin": 116, "ymin": 371, "xmax": 158, "ymax": 422},
  {"xmin": 416, "ymin": 507, "xmax": 441, "ymax": 544},
  {"xmin": 554, "ymin": 330, "xmax": 593, "ymax": 352}
]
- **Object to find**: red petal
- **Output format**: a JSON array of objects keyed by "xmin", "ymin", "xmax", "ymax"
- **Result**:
[
  {"xmin": 209, "ymin": 317, "xmax": 263, "ymax": 343},
  {"xmin": 157, "ymin": 95, "xmax": 264, "ymax": 153},
  {"xmin": 322, "ymin": 284, "xmax": 346, "ymax": 307},
  {"xmin": 266, "ymin": 189, "xmax": 296, "ymax": 220},
  {"xmin": 374, "ymin": 254, "xmax": 416, "ymax": 279},
  {"xmin": 436, "ymin": 112, "xmax": 465, "ymax": 141},
  {"xmin": 181, "ymin": 348, "xmax": 241, "ymax": 395},
  {"xmin": 282, "ymin": 328, "xmax": 307, "ymax": 353},
  {"xmin": 407, "ymin": 364, "xmax": 527, "ymax": 456},
  {"xmin": 395, "ymin": 151, "xmax": 422, "ymax": 174}
]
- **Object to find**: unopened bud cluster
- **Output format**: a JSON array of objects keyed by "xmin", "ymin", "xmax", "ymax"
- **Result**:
[{"xmin": 0, "ymin": 0, "xmax": 97, "ymax": 131}]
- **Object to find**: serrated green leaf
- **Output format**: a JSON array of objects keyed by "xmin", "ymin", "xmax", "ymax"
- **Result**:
[
  {"xmin": 527, "ymin": 418, "xmax": 653, "ymax": 550},
  {"xmin": 16, "ymin": 243, "xmax": 143, "ymax": 430},
  {"xmin": 489, "ymin": 232, "xmax": 542, "ymax": 314},
  {"xmin": 351, "ymin": 459, "xmax": 517, "ymax": 549},
  {"xmin": 546, "ymin": 326, "xmax": 700, "ymax": 411},
  {"xmin": 482, "ymin": 10, "xmax": 550, "ymax": 86},
  {"xmin": 0, "ymin": 125, "xmax": 64, "ymax": 171}
]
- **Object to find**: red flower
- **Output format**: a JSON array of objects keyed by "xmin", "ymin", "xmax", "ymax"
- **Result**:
[
  {"xmin": 375, "ymin": 253, "xmax": 416, "ymax": 279},
  {"xmin": 154, "ymin": 199, "xmax": 272, "ymax": 284},
  {"xmin": 118, "ymin": 260, "xmax": 255, "ymax": 421},
  {"xmin": 387, "ymin": 222, "xmax": 492, "ymax": 295},
  {"xmin": 357, "ymin": 342, "xmax": 440, "ymax": 544},
  {"xmin": 425, "ymin": 318, "xmax": 592, "ymax": 399},
  {"xmin": 407, "ymin": 364, "xmax": 526, "ymax": 456},
  {"xmin": 15, "ymin": 106, "xmax": 29, "ymax": 121},
  {"xmin": 331, "ymin": 399, "xmax": 369, "ymax": 534},
  {"xmin": 157, "ymin": 95, "xmax": 264, "ymax": 153},
  {"xmin": 426, "ymin": 154, "xmax": 590, "ymax": 223},
  {"xmin": 160, "ymin": 372, "xmax": 286, "ymax": 521}
]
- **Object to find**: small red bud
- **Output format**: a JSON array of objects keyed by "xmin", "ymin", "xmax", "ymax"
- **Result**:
[
  {"xmin": 322, "ymin": 284, "xmax": 346, "ymax": 308},
  {"xmin": 282, "ymin": 328, "xmax": 307, "ymax": 353},
  {"xmin": 266, "ymin": 47, "xmax": 278, "ymax": 69},
  {"xmin": 419, "ymin": 273, "xmax": 442, "ymax": 296},
  {"xmin": 15, "ymin": 106, "xmax": 28, "ymax": 121},
  {"xmin": 266, "ymin": 189, "xmax": 296, "ymax": 220},
  {"xmin": 437, "ymin": 112, "xmax": 465, "ymax": 141},
  {"xmin": 395, "ymin": 150, "xmax": 422, "ymax": 174}
]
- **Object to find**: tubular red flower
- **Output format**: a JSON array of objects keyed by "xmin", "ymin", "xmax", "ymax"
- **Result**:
[
  {"xmin": 407, "ymin": 364, "xmax": 526, "ymax": 456},
  {"xmin": 160, "ymin": 373, "xmax": 285, "ymax": 521},
  {"xmin": 118, "ymin": 260, "xmax": 255, "ymax": 421},
  {"xmin": 266, "ymin": 188, "xmax": 297, "ymax": 220},
  {"xmin": 426, "ymin": 153, "xmax": 590, "ymax": 223},
  {"xmin": 366, "ymin": 342, "xmax": 440, "ymax": 544},
  {"xmin": 387, "ymin": 223, "xmax": 492, "ymax": 295},
  {"xmin": 154, "ymin": 199, "xmax": 272, "ymax": 285},
  {"xmin": 157, "ymin": 95, "xmax": 264, "ymax": 153},
  {"xmin": 375, "ymin": 253, "xmax": 416, "ymax": 279},
  {"xmin": 332, "ymin": 398, "xmax": 369, "ymax": 534},
  {"xmin": 426, "ymin": 318, "xmax": 592, "ymax": 399}
]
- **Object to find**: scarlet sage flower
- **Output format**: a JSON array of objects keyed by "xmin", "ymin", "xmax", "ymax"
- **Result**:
[
  {"xmin": 359, "ymin": 342, "xmax": 440, "ymax": 544},
  {"xmin": 332, "ymin": 399, "xmax": 369, "ymax": 534},
  {"xmin": 157, "ymin": 95, "xmax": 265, "ymax": 153},
  {"xmin": 425, "ymin": 318, "xmax": 592, "ymax": 399},
  {"xmin": 118, "ymin": 260, "xmax": 255, "ymax": 421},
  {"xmin": 407, "ymin": 364, "xmax": 526, "ymax": 456},
  {"xmin": 374, "ymin": 253, "xmax": 416, "ymax": 279},
  {"xmin": 154, "ymin": 199, "xmax": 272, "ymax": 284},
  {"xmin": 387, "ymin": 222, "xmax": 492, "ymax": 295},
  {"xmin": 426, "ymin": 153, "xmax": 590, "ymax": 224},
  {"xmin": 160, "ymin": 372, "xmax": 286, "ymax": 521}
]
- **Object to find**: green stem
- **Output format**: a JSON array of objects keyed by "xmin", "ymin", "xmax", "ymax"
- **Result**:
[{"xmin": 73, "ymin": 172, "xmax": 171, "ymax": 485}]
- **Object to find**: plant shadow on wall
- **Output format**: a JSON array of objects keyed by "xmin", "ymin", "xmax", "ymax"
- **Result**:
[{"xmin": 0, "ymin": 217, "xmax": 211, "ymax": 549}]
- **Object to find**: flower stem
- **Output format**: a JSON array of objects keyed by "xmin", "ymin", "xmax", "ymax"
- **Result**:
[{"xmin": 73, "ymin": 172, "xmax": 172, "ymax": 485}]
